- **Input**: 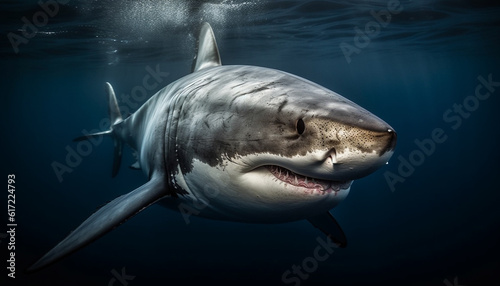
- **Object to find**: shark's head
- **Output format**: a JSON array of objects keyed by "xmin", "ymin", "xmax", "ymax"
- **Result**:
[{"xmin": 172, "ymin": 65, "xmax": 396, "ymax": 223}]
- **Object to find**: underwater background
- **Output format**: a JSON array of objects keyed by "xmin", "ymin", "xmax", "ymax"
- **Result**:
[{"xmin": 1, "ymin": 0, "xmax": 500, "ymax": 285}]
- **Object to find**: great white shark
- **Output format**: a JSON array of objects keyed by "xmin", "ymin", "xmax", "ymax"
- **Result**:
[{"xmin": 28, "ymin": 23, "xmax": 396, "ymax": 272}]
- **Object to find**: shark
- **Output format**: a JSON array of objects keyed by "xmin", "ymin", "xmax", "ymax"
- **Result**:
[{"xmin": 28, "ymin": 22, "xmax": 396, "ymax": 272}]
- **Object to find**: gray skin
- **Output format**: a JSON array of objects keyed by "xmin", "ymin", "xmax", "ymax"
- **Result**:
[
  {"xmin": 158, "ymin": 64, "xmax": 396, "ymax": 223},
  {"xmin": 28, "ymin": 23, "xmax": 396, "ymax": 272}
]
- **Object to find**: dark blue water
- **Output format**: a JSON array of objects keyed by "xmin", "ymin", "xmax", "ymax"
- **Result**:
[{"xmin": 2, "ymin": 1, "xmax": 500, "ymax": 285}]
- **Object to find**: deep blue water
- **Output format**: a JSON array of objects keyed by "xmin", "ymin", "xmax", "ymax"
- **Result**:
[{"xmin": 2, "ymin": 1, "xmax": 500, "ymax": 285}]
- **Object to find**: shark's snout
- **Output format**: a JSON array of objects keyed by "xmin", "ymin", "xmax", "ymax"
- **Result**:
[
  {"xmin": 386, "ymin": 128, "xmax": 397, "ymax": 153},
  {"xmin": 325, "ymin": 126, "xmax": 396, "ymax": 181}
]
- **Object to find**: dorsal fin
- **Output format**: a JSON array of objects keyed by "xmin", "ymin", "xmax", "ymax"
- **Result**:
[{"xmin": 191, "ymin": 22, "xmax": 221, "ymax": 72}]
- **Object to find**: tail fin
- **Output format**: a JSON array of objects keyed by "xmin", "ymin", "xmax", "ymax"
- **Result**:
[{"xmin": 73, "ymin": 82, "xmax": 123, "ymax": 177}]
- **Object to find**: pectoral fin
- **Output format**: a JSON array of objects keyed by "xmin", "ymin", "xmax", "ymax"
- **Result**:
[
  {"xmin": 27, "ymin": 176, "xmax": 166, "ymax": 272},
  {"xmin": 308, "ymin": 211, "xmax": 347, "ymax": 248}
]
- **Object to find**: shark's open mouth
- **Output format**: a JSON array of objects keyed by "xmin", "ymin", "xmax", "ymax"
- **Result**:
[{"xmin": 266, "ymin": 165, "xmax": 352, "ymax": 194}]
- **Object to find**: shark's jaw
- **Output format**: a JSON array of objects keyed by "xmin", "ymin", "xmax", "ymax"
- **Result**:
[
  {"xmin": 265, "ymin": 165, "xmax": 353, "ymax": 195},
  {"xmin": 171, "ymin": 152, "xmax": 358, "ymax": 223}
]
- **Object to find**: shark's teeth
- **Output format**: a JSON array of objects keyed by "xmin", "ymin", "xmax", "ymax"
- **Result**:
[{"xmin": 266, "ymin": 165, "xmax": 351, "ymax": 193}]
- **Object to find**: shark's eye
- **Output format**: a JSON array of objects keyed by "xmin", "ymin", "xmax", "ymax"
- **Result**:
[{"xmin": 296, "ymin": 118, "xmax": 305, "ymax": 135}]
